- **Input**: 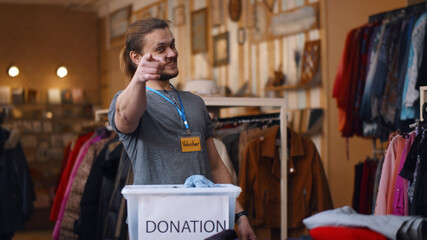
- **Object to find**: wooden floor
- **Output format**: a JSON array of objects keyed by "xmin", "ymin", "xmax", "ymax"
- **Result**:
[{"xmin": 13, "ymin": 231, "xmax": 52, "ymax": 240}]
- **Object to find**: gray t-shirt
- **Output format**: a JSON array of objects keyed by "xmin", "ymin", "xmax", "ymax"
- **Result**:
[{"xmin": 108, "ymin": 89, "xmax": 214, "ymax": 185}]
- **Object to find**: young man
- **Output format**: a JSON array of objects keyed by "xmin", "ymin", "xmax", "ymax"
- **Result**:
[{"xmin": 108, "ymin": 18, "xmax": 256, "ymax": 239}]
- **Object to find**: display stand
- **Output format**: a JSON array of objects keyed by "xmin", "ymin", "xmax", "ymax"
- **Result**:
[{"xmin": 202, "ymin": 97, "xmax": 288, "ymax": 239}]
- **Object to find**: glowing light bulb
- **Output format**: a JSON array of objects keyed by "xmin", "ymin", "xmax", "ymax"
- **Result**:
[
  {"xmin": 56, "ymin": 66, "xmax": 68, "ymax": 78},
  {"xmin": 8, "ymin": 65, "xmax": 19, "ymax": 77}
]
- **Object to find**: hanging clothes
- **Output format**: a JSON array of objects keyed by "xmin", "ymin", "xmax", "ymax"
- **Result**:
[
  {"xmin": 375, "ymin": 135, "xmax": 406, "ymax": 215},
  {"xmin": 399, "ymin": 128, "xmax": 427, "ymax": 216},
  {"xmin": 75, "ymin": 138, "xmax": 123, "ymax": 240},
  {"xmin": 53, "ymin": 128, "xmax": 111, "ymax": 240},
  {"xmin": 371, "ymin": 122, "xmax": 427, "ymax": 217},
  {"xmin": 59, "ymin": 132, "xmax": 116, "ymax": 239},
  {"xmin": 358, "ymin": 159, "xmax": 378, "ymax": 214},
  {"xmin": 213, "ymin": 137, "xmax": 237, "ymax": 185},
  {"xmin": 49, "ymin": 122, "xmax": 131, "ymax": 240},
  {"xmin": 50, "ymin": 131, "xmax": 94, "ymax": 221},
  {"xmin": 237, "ymin": 125, "xmax": 333, "ymax": 238},
  {"xmin": 0, "ymin": 126, "xmax": 35, "ymax": 236},
  {"xmin": 102, "ymin": 146, "xmax": 132, "ymax": 240},
  {"xmin": 333, "ymin": 9, "xmax": 427, "ymax": 140},
  {"xmin": 393, "ymin": 131, "xmax": 416, "ymax": 215},
  {"xmin": 352, "ymin": 162, "xmax": 364, "ymax": 212}
]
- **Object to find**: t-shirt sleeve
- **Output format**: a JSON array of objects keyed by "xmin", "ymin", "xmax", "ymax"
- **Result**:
[
  {"xmin": 108, "ymin": 91, "xmax": 122, "ymax": 134},
  {"xmin": 204, "ymin": 104, "xmax": 214, "ymax": 140},
  {"xmin": 108, "ymin": 91, "xmax": 140, "ymax": 161},
  {"xmin": 108, "ymin": 91, "xmax": 138, "ymax": 142}
]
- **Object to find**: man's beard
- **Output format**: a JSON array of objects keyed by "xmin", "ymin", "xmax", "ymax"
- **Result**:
[{"xmin": 159, "ymin": 71, "xmax": 179, "ymax": 81}]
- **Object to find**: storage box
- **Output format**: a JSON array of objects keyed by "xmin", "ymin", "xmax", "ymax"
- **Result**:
[{"xmin": 122, "ymin": 184, "xmax": 241, "ymax": 240}]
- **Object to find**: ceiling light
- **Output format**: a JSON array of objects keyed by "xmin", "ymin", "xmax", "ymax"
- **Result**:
[
  {"xmin": 8, "ymin": 65, "xmax": 19, "ymax": 77},
  {"xmin": 56, "ymin": 66, "xmax": 68, "ymax": 78}
]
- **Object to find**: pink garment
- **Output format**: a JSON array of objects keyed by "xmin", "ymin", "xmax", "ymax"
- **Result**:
[
  {"xmin": 374, "ymin": 135, "xmax": 401, "ymax": 215},
  {"xmin": 392, "ymin": 131, "xmax": 416, "ymax": 215},
  {"xmin": 52, "ymin": 135, "xmax": 102, "ymax": 240},
  {"xmin": 386, "ymin": 136, "xmax": 405, "ymax": 214}
]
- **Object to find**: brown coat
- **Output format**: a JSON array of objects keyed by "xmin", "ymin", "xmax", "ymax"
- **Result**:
[{"xmin": 237, "ymin": 126, "xmax": 333, "ymax": 230}]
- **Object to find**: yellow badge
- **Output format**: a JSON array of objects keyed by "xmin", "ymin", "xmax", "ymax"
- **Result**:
[{"xmin": 180, "ymin": 136, "xmax": 202, "ymax": 152}]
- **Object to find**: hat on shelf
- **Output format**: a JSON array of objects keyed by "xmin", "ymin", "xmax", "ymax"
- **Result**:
[{"xmin": 183, "ymin": 79, "xmax": 222, "ymax": 97}]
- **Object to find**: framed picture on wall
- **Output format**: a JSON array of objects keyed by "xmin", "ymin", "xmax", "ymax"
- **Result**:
[
  {"xmin": 252, "ymin": 2, "xmax": 269, "ymax": 42},
  {"xmin": 213, "ymin": 32, "xmax": 229, "ymax": 66},
  {"xmin": 191, "ymin": 8, "xmax": 208, "ymax": 54},
  {"xmin": 173, "ymin": 4, "xmax": 186, "ymax": 26},
  {"xmin": 130, "ymin": 0, "xmax": 167, "ymax": 23},
  {"xmin": 109, "ymin": 5, "xmax": 132, "ymax": 42},
  {"xmin": 211, "ymin": 0, "xmax": 224, "ymax": 27},
  {"xmin": 300, "ymin": 40, "xmax": 321, "ymax": 87}
]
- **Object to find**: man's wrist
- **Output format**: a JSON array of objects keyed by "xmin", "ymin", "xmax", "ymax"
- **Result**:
[{"xmin": 235, "ymin": 210, "xmax": 248, "ymax": 223}]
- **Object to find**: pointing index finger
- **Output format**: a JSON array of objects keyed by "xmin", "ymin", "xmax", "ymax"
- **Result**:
[
  {"xmin": 153, "ymin": 56, "xmax": 166, "ymax": 65},
  {"xmin": 141, "ymin": 53, "xmax": 153, "ymax": 63}
]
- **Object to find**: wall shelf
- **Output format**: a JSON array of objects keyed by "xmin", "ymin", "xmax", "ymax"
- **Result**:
[{"xmin": 264, "ymin": 82, "xmax": 320, "ymax": 92}]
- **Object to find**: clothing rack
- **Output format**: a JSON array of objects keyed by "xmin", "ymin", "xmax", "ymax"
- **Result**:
[
  {"xmin": 94, "ymin": 109, "xmax": 109, "ymax": 122},
  {"xmin": 372, "ymin": 139, "xmax": 385, "ymax": 157},
  {"xmin": 213, "ymin": 112, "xmax": 280, "ymax": 124},
  {"xmin": 94, "ymin": 109, "xmax": 112, "ymax": 131},
  {"xmin": 368, "ymin": 1, "xmax": 427, "ymax": 23},
  {"xmin": 202, "ymin": 96, "xmax": 288, "ymax": 239}
]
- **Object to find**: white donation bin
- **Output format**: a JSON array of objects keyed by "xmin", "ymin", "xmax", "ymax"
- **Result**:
[{"xmin": 122, "ymin": 184, "xmax": 241, "ymax": 240}]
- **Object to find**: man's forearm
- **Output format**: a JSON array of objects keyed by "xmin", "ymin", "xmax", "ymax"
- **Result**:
[{"xmin": 115, "ymin": 80, "xmax": 147, "ymax": 133}]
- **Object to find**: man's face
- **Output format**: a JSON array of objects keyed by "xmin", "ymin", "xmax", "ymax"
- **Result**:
[{"xmin": 142, "ymin": 28, "xmax": 179, "ymax": 81}]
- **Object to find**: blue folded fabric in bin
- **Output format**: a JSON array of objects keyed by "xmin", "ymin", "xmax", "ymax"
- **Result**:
[{"xmin": 184, "ymin": 175, "xmax": 216, "ymax": 188}]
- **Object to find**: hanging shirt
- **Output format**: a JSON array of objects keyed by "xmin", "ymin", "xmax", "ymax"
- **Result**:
[
  {"xmin": 401, "ymin": 14, "xmax": 427, "ymax": 120},
  {"xmin": 50, "ymin": 131, "xmax": 94, "ymax": 221},
  {"xmin": 53, "ymin": 135, "xmax": 103, "ymax": 240},
  {"xmin": 238, "ymin": 126, "xmax": 333, "ymax": 230},
  {"xmin": 360, "ymin": 25, "xmax": 383, "ymax": 122},
  {"xmin": 403, "ymin": 13, "xmax": 427, "ymax": 108},
  {"xmin": 374, "ymin": 135, "xmax": 405, "ymax": 215},
  {"xmin": 393, "ymin": 131, "xmax": 416, "ymax": 215}
]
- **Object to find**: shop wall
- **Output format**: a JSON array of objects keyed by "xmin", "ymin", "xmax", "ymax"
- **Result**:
[
  {"xmin": 0, "ymin": 3, "xmax": 100, "ymax": 105},
  {"xmin": 324, "ymin": 0, "xmax": 406, "ymax": 208},
  {"xmin": 0, "ymin": 3, "xmax": 99, "ymax": 229}
]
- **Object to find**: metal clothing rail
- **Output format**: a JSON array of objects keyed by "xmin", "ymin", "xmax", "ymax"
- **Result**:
[
  {"xmin": 369, "ymin": 1, "xmax": 427, "ymax": 23},
  {"xmin": 202, "ymin": 97, "xmax": 288, "ymax": 239},
  {"xmin": 94, "ymin": 109, "xmax": 109, "ymax": 122},
  {"xmin": 213, "ymin": 112, "xmax": 280, "ymax": 124}
]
